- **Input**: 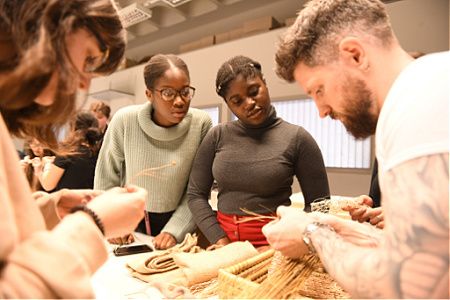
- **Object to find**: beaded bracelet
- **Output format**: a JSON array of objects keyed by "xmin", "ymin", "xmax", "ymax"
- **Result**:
[{"xmin": 70, "ymin": 205, "xmax": 105, "ymax": 236}]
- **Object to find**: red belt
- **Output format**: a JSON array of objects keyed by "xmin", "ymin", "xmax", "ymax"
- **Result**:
[{"xmin": 217, "ymin": 210, "xmax": 274, "ymax": 246}]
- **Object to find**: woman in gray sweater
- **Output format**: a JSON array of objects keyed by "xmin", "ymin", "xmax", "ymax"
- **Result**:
[{"xmin": 187, "ymin": 56, "xmax": 330, "ymax": 247}]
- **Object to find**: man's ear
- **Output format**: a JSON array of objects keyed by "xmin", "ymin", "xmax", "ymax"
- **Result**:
[{"xmin": 338, "ymin": 37, "xmax": 369, "ymax": 71}]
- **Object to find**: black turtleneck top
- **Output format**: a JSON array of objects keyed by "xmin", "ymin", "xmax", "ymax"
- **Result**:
[{"xmin": 187, "ymin": 107, "xmax": 330, "ymax": 243}]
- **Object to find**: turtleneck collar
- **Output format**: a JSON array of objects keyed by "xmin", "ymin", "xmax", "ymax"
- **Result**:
[
  {"xmin": 138, "ymin": 102, "xmax": 192, "ymax": 141},
  {"xmin": 237, "ymin": 105, "xmax": 280, "ymax": 129}
]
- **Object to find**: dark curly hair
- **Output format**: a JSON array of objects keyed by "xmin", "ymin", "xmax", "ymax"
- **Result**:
[{"xmin": 215, "ymin": 55, "xmax": 264, "ymax": 100}]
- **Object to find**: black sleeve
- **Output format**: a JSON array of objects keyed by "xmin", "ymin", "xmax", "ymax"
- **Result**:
[
  {"xmin": 294, "ymin": 128, "xmax": 330, "ymax": 211},
  {"xmin": 53, "ymin": 155, "xmax": 71, "ymax": 170},
  {"xmin": 187, "ymin": 128, "xmax": 227, "ymax": 244},
  {"xmin": 369, "ymin": 158, "xmax": 381, "ymax": 207}
]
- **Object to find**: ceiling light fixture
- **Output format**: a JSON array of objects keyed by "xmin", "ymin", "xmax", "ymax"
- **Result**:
[
  {"xmin": 118, "ymin": 3, "xmax": 152, "ymax": 28},
  {"xmin": 162, "ymin": 0, "xmax": 192, "ymax": 7}
]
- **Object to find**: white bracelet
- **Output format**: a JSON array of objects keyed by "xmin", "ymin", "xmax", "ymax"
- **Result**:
[
  {"xmin": 43, "ymin": 162, "xmax": 52, "ymax": 173},
  {"xmin": 302, "ymin": 222, "xmax": 334, "ymax": 254}
]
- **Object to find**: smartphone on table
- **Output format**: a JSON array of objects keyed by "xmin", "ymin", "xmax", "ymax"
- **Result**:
[{"xmin": 113, "ymin": 244, "xmax": 153, "ymax": 256}]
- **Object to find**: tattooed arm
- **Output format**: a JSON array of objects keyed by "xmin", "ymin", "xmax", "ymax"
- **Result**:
[{"xmin": 264, "ymin": 153, "xmax": 449, "ymax": 298}]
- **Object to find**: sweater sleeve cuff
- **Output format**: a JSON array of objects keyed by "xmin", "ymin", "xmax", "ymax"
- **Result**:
[
  {"xmin": 162, "ymin": 217, "xmax": 196, "ymax": 242},
  {"xmin": 35, "ymin": 193, "xmax": 60, "ymax": 230},
  {"xmin": 204, "ymin": 224, "xmax": 228, "ymax": 244},
  {"xmin": 53, "ymin": 212, "xmax": 108, "ymax": 273}
]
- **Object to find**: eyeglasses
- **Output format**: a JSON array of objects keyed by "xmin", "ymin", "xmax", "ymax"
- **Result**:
[
  {"xmin": 154, "ymin": 86, "xmax": 196, "ymax": 102},
  {"xmin": 83, "ymin": 48, "xmax": 110, "ymax": 73}
]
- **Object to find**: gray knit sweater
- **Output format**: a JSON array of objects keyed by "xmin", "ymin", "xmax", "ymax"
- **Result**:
[
  {"xmin": 94, "ymin": 102, "xmax": 212, "ymax": 242},
  {"xmin": 187, "ymin": 107, "xmax": 329, "ymax": 243}
]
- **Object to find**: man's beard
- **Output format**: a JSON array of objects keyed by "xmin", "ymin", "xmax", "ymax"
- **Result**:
[{"xmin": 331, "ymin": 76, "xmax": 378, "ymax": 139}]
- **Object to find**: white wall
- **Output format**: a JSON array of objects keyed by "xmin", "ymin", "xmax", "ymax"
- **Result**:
[{"xmin": 90, "ymin": 0, "xmax": 449, "ymax": 196}]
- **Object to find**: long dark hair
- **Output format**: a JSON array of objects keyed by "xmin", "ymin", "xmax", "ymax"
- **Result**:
[
  {"xmin": 0, "ymin": 0, "xmax": 125, "ymax": 151},
  {"xmin": 61, "ymin": 111, "xmax": 102, "ymax": 157}
]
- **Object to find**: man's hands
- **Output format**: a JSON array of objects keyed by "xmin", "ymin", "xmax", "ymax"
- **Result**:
[
  {"xmin": 262, "ymin": 206, "xmax": 313, "ymax": 259},
  {"xmin": 342, "ymin": 195, "xmax": 384, "ymax": 229}
]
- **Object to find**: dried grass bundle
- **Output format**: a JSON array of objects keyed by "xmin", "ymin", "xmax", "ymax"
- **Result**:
[
  {"xmin": 189, "ymin": 278, "xmax": 218, "ymax": 298},
  {"xmin": 218, "ymin": 249, "xmax": 349, "ymax": 299},
  {"xmin": 128, "ymin": 160, "xmax": 177, "ymax": 185},
  {"xmin": 234, "ymin": 208, "xmax": 278, "ymax": 224},
  {"xmin": 242, "ymin": 253, "xmax": 319, "ymax": 299}
]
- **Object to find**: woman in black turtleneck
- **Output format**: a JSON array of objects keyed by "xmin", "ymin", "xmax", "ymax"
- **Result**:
[{"xmin": 187, "ymin": 55, "xmax": 330, "ymax": 248}]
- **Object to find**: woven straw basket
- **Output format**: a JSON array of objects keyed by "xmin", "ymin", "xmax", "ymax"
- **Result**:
[
  {"xmin": 217, "ymin": 249, "xmax": 349, "ymax": 299},
  {"xmin": 218, "ymin": 249, "xmax": 273, "ymax": 298}
]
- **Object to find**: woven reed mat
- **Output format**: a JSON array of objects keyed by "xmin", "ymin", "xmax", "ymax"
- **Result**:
[{"xmin": 232, "ymin": 250, "xmax": 349, "ymax": 299}]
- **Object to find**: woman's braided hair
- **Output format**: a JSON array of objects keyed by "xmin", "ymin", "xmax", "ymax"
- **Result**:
[{"xmin": 215, "ymin": 55, "xmax": 264, "ymax": 99}]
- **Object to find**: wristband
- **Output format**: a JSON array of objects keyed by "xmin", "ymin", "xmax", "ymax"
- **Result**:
[
  {"xmin": 302, "ymin": 222, "xmax": 334, "ymax": 254},
  {"xmin": 70, "ymin": 205, "xmax": 105, "ymax": 235}
]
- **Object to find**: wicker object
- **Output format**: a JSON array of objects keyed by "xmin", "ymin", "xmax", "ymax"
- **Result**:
[
  {"xmin": 218, "ymin": 249, "xmax": 274, "ymax": 298},
  {"xmin": 217, "ymin": 249, "xmax": 349, "ymax": 299}
]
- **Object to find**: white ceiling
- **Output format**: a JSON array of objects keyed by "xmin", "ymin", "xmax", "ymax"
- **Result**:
[
  {"xmin": 116, "ymin": 0, "xmax": 308, "ymax": 61},
  {"xmin": 116, "ymin": 0, "xmax": 403, "ymax": 62}
]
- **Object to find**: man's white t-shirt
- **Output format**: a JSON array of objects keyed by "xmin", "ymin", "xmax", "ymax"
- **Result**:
[{"xmin": 376, "ymin": 51, "xmax": 449, "ymax": 175}]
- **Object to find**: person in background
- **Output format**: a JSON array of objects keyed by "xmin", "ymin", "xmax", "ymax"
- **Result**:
[
  {"xmin": 94, "ymin": 54, "xmax": 212, "ymax": 249},
  {"xmin": 188, "ymin": 55, "xmax": 330, "ymax": 247},
  {"xmin": 342, "ymin": 159, "xmax": 383, "ymax": 228},
  {"xmin": 262, "ymin": 0, "xmax": 448, "ymax": 298},
  {"xmin": 90, "ymin": 100, "xmax": 111, "ymax": 135},
  {"xmin": 20, "ymin": 138, "xmax": 55, "ymax": 192},
  {"xmin": 0, "ymin": 0, "xmax": 147, "ymax": 297},
  {"xmin": 35, "ymin": 111, "xmax": 102, "ymax": 191}
]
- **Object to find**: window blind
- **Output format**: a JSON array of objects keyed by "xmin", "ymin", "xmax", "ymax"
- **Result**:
[
  {"xmin": 273, "ymin": 99, "xmax": 371, "ymax": 168},
  {"xmin": 195, "ymin": 105, "xmax": 220, "ymax": 127}
]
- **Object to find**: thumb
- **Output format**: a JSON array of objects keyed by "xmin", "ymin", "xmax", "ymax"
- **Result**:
[
  {"xmin": 125, "ymin": 184, "xmax": 141, "ymax": 193},
  {"xmin": 276, "ymin": 205, "xmax": 291, "ymax": 218},
  {"xmin": 362, "ymin": 197, "xmax": 374, "ymax": 207},
  {"xmin": 261, "ymin": 220, "xmax": 275, "ymax": 237}
]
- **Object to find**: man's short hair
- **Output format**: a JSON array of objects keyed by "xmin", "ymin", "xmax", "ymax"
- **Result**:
[{"xmin": 275, "ymin": 0, "xmax": 395, "ymax": 82}]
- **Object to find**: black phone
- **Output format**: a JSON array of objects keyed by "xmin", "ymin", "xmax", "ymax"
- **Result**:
[{"xmin": 113, "ymin": 244, "xmax": 153, "ymax": 256}]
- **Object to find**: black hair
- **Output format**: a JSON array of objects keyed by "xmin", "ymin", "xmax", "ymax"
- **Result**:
[
  {"xmin": 143, "ymin": 54, "xmax": 190, "ymax": 90},
  {"xmin": 215, "ymin": 55, "xmax": 264, "ymax": 99}
]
